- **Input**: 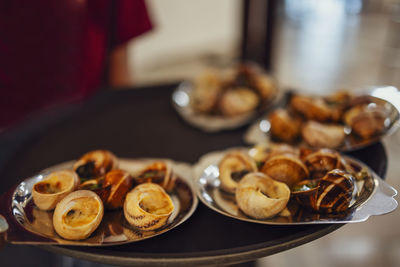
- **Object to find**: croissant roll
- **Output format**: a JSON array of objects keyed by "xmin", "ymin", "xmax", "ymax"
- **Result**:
[{"xmin": 123, "ymin": 183, "xmax": 174, "ymax": 231}]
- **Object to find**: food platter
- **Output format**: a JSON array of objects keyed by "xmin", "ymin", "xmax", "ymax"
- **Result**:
[
  {"xmin": 244, "ymin": 86, "xmax": 400, "ymax": 151},
  {"xmin": 172, "ymin": 81, "xmax": 259, "ymax": 132},
  {"xmin": 171, "ymin": 63, "xmax": 280, "ymax": 132},
  {"xmin": 0, "ymin": 159, "xmax": 197, "ymax": 246},
  {"xmin": 193, "ymin": 148, "xmax": 397, "ymax": 225}
]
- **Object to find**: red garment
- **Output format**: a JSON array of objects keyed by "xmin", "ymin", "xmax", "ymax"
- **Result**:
[{"xmin": 0, "ymin": 0, "xmax": 152, "ymax": 130}]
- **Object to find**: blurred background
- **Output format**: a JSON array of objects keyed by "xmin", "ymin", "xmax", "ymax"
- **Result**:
[
  {"xmin": 128, "ymin": 0, "xmax": 400, "ymax": 92},
  {"xmin": 1, "ymin": 0, "xmax": 400, "ymax": 266}
]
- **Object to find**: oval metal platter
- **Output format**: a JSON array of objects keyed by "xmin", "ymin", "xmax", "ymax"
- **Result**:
[
  {"xmin": 171, "ymin": 64, "xmax": 281, "ymax": 133},
  {"xmin": 244, "ymin": 86, "xmax": 400, "ymax": 152},
  {"xmin": 1, "ymin": 158, "xmax": 198, "ymax": 246},
  {"xmin": 193, "ymin": 149, "xmax": 397, "ymax": 225}
]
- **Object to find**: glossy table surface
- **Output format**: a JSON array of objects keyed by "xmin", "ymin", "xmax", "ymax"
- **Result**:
[{"xmin": 0, "ymin": 84, "xmax": 387, "ymax": 266}]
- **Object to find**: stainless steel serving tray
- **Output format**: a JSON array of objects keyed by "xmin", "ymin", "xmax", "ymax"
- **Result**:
[
  {"xmin": 193, "ymin": 148, "xmax": 397, "ymax": 225},
  {"xmin": 0, "ymin": 158, "xmax": 198, "ymax": 246},
  {"xmin": 244, "ymin": 85, "xmax": 400, "ymax": 152},
  {"xmin": 172, "ymin": 67, "xmax": 281, "ymax": 133}
]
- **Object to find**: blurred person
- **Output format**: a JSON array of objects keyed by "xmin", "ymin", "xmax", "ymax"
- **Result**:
[{"xmin": 0, "ymin": 0, "xmax": 153, "ymax": 131}]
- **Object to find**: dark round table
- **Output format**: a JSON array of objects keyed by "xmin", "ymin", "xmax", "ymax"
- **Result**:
[{"xmin": 0, "ymin": 84, "xmax": 387, "ymax": 266}]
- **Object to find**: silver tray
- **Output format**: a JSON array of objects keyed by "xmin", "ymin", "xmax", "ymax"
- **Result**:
[
  {"xmin": 244, "ymin": 85, "xmax": 400, "ymax": 151},
  {"xmin": 193, "ymin": 149, "xmax": 397, "ymax": 225},
  {"xmin": 172, "ymin": 78, "xmax": 281, "ymax": 133},
  {"xmin": 0, "ymin": 158, "xmax": 198, "ymax": 246}
]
